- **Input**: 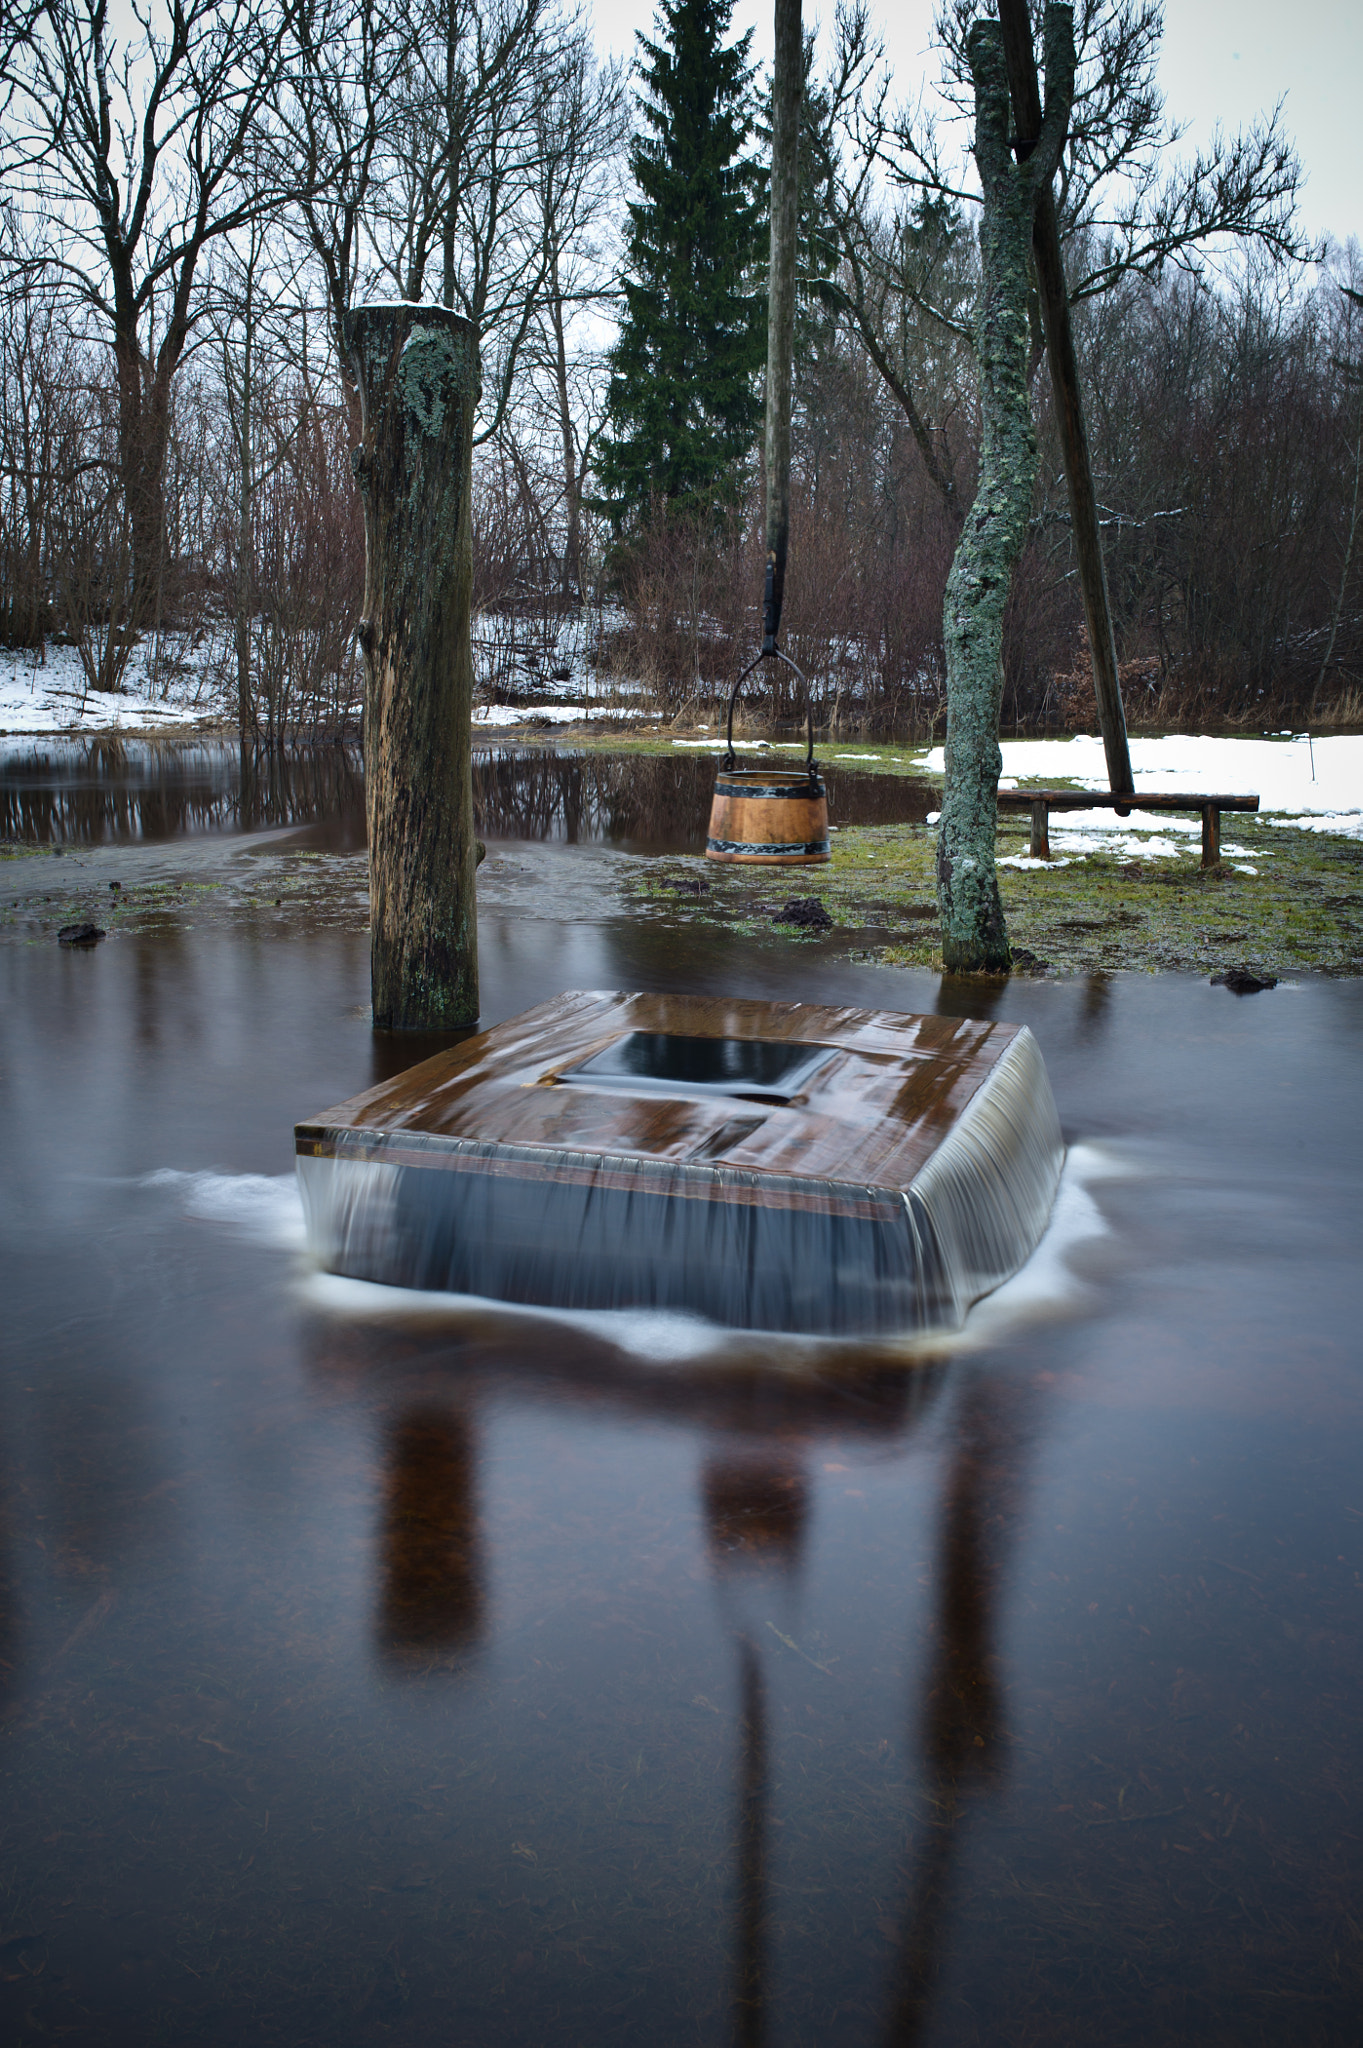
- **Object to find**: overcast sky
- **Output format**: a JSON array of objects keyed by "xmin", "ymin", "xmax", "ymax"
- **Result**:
[{"xmin": 590, "ymin": 0, "xmax": 1362, "ymax": 255}]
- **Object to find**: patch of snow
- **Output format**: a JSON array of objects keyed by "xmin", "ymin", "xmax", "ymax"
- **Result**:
[
  {"xmin": 0, "ymin": 640, "xmax": 219, "ymax": 735},
  {"xmin": 472, "ymin": 702, "xmax": 659, "ymax": 726}
]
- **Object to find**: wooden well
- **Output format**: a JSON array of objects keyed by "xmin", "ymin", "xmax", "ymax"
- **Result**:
[{"xmin": 296, "ymin": 992, "xmax": 1062, "ymax": 1337}]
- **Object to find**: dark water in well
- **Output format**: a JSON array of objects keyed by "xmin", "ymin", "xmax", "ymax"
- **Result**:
[
  {"xmin": 1, "ymin": 751, "xmax": 1361, "ymax": 2046},
  {"xmin": 0, "ymin": 740, "xmax": 930, "ymax": 853}
]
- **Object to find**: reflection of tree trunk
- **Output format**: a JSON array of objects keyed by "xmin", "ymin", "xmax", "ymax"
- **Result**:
[
  {"xmin": 238, "ymin": 741, "xmax": 260, "ymax": 834},
  {"xmin": 346, "ymin": 303, "xmax": 481, "ymax": 1029},
  {"xmin": 881, "ymin": 1378, "xmax": 1021, "ymax": 2045},
  {"xmin": 703, "ymin": 1451, "xmax": 805, "ymax": 2048},
  {"xmin": 0, "ymin": 1508, "xmax": 18, "ymax": 1704},
  {"xmin": 734, "ymin": 1638, "xmax": 768, "ymax": 2048},
  {"xmin": 378, "ymin": 1410, "xmax": 483, "ymax": 1668}
]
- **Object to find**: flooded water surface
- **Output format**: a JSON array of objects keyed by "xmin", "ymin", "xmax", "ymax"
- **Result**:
[
  {"xmin": 1, "ymin": 746, "xmax": 1360, "ymax": 2046},
  {"xmin": 0, "ymin": 738, "xmax": 932, "ymax": 853}
]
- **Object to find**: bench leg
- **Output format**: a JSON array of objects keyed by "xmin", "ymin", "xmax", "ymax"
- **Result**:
[
  {"xmin": 1201, "ymin": 805, "xmax": 1221, "ymax": 868},
  {"xmin": 1029, "ymin": 800, "xmax": 1051, "ymax": 860}
]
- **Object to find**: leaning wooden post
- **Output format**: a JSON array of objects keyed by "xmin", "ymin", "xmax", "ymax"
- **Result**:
[
  {"xmin": 345, "ymin": 305, "xmax": 481, "ymax": 1030},
  {"xmin": 761, "ymin": 0, "xmax": 802, "ymax": 652},
  {"xmin": 997, "ymin": 0, "xmax": 1134, "ymax": 812}
]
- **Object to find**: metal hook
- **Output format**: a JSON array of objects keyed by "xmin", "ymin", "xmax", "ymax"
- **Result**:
[{"xmin": 721, "ymin": 647, "xmax": 818, "ymax": 779}]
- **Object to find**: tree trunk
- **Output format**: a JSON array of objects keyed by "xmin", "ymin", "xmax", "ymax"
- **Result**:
[
  {"xmin": 111, "ymin": 311, "xmax": 182, "ymax": 636},
  {"xmin": 346, "ymin": 304, "xmax": 481, "ymax": 1030},
  {"xmin": 937, "ymin": 9, "xmax": 1073, "ymax": 974},
  {"xmin": 549, "ymin": 246, "xmax": 582, "ymax": 601}
]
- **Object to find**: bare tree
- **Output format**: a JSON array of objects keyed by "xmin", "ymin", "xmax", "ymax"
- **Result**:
[
  {"xmin": 1, "ymin": 0, "xmax": 293, "ymax": 628},
  {"xmin": 281, "ymin": 0, "xmax": 624, "ymax": 468},
  {"xmin": 369, "ymin": 0, "xmax": 593, "ymax": 444},
  {"xmin": 525, "ymin": 40, "xmax": 626, "ymax": 597},
  {"xmin": 813, "ymin": 0, "xmax": 1312, "ymax": 517},
  {"xmin": 277, "ymin": 0, "xmax": 417, "ymax": 432}
]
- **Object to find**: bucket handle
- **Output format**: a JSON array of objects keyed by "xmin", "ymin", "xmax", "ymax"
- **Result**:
[{"xmin": 722, "ymin": 647, "xmax": 818, "ymax": 777}]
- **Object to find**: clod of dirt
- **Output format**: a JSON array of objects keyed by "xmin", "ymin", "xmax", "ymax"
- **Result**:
[
  {"xmin": 1211, "ymin": 968, "xmax": 1278, "ymax": 994},
  {"xmin": 771, "ymin": 897, "xmax": 832, "ymax": 929},
  {"xmin": 57, "ymin": 922, "xmax": 105, "ymax": 946}
]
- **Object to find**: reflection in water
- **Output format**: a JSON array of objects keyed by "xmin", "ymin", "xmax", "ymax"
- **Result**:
[
  {"xmin": 0, "ymin": 738, "xmax": 932, "ymax": 850},
  {"xmin": 734, "ymin": 1639, "xmax": 768, "ymax": 2048},
  {"xmin": 704, "ymin": 1452, "xmax": 810, "ymax": 2048},
  {"xmin": 474, "ymin": 748, "xmax": 932, "ymax": 852},
  {"xmin": 5, "ymin": 821, "xmax": 1363, "ymax": 2043},
  {"xmin": 376, "ymin": 1410, "xmax": 483, "ymax": 1671},
  {"xmin": 236, "ymin": 741, "xmax": 366, "ymax": 850},
  {"xmin": 935, "ymin": 972, "xmax": 1007, "ymax": 1022},
  {"xmin": 0, "ymin": 737, "xmax": 368, "ymax": 847},
  {"xmin": 882, "ymin": 1375, "xmax": 1027, "ymax": 2044},
  {"xmin": 704, "ymin": 1456, "xmax": 809, "ymax": 1574},
  {"xmin": 1078, "ymin": 972, "xmax": 1113, "ymax": 1042},
  {"xmin": 0, "ymin": 1511, "xmax": 16, "ymax": 1703}
]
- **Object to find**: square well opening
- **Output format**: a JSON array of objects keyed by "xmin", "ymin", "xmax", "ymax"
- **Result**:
[{"xmin": 556, "ymin": 1032, "xmax": 835, "ymax": 1104}]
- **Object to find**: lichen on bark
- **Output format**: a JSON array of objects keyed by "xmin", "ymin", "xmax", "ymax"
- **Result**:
[
  {"xmin": 936, "ymin": 6, "xmax": 1075, "ymax": 974},
  {"xmin": 398, "ymin": 324, "xmax": 474, "ymax": 437}
]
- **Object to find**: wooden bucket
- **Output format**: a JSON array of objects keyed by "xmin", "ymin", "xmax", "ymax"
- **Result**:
[
  {"xmin": 705, "ymin": 647, "xmax": 829, "ymax": 864},
  {"xmin": 706, "ymin": 764, "xmax": 829, "ymax": 864}
]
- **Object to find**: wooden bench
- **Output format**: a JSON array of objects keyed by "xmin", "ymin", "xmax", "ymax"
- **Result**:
[{"xmin": 996, "ymin": 789, "xmax": 1260, "ymax": 867}]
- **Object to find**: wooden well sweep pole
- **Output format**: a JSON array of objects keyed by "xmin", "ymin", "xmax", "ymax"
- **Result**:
[
  {"xmin": 346, "ymin": 304, "xmax": 481, "ymax": 1029},
  {"xmin": 996, "ymin": 0, "xmax": 1135, "ymax": 809},
  {"xmin": 762, "ymin": 0, "xmax": 802, "ymax": 652}
]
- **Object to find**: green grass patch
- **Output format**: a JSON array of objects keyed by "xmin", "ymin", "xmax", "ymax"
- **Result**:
[{"xmin": 626, "ymin": 813, "xmax": 1363, "ymax": 977}]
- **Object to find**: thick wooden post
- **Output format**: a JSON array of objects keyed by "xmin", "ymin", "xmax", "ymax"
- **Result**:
[
  {"xmin": 761, "ymin": 0, "xmax": 802, "ymax": 650},
  {"xmin": 345, "ymin": 305, "xmax": 480, "ymax": 1030},
  {"xmin": 1201, "ymin": 805, "xmax": 1221, "ymax": 868},
  {"xmin": 997, "ymin": 0, "xmax": 1134, "ymax": 811}
]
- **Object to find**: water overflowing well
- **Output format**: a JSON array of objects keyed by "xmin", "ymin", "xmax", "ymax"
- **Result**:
[{"xmin": 296, "ymin": 992, "xmax": 1062, "ymax": 1335}]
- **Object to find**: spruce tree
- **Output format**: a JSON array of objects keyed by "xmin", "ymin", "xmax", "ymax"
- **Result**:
[{"xmin": 595, "ymin": 0, "xmax": 766, "ymax": 522}]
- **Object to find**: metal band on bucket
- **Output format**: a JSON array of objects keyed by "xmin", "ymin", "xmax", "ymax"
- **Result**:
[
  {"xmin": 712, "ymin": 777, "xmax": 826, "ymax": 800},
  {"xmin": 706, "ymin": 835, "xmax": 830, "ymax": 856}
]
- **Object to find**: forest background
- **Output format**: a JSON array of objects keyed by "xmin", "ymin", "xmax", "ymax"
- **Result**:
[{"xmin": 1, "ymin": 0, "xmax": 1359, "ymax": 746}]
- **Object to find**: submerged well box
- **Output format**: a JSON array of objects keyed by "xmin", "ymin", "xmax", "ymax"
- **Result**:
[{"xmin": 296, "ymin": 991, "xmax": 1063, "ymax": 1337}]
